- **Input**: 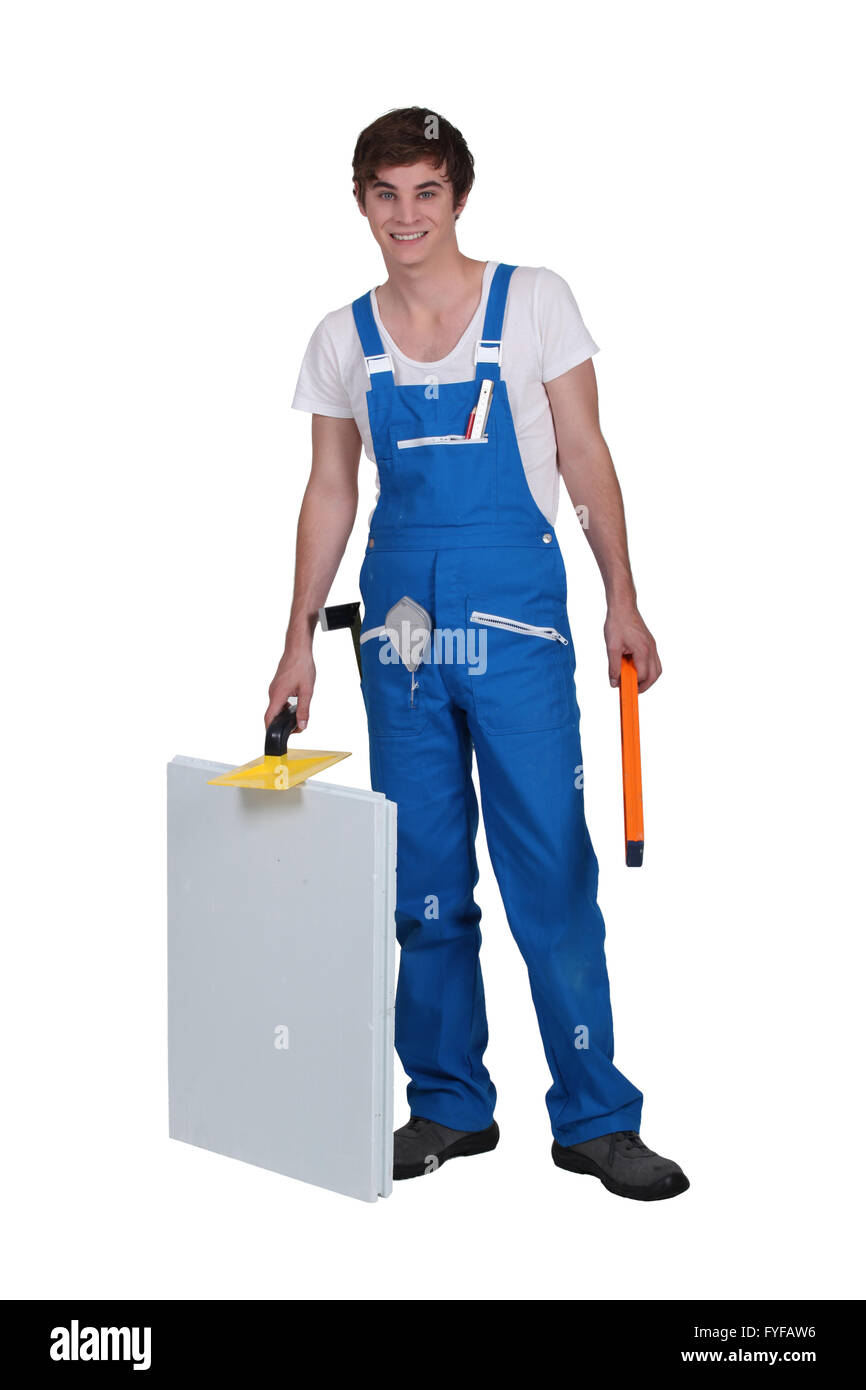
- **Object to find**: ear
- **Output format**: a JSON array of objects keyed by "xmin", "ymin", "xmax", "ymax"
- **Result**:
[
  {"xmin": 353, "ymin": 181, "xmax": 368, "ymax": 218},
  {"xmin": 453, "ymin": 191, "xmax": 469, "ymax": 222}
]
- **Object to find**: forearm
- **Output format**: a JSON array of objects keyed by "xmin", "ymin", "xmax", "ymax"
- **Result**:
[
  {"xmin": 284, "ymin": 476, "xmax": 357, "ymax": 651},
  {"xmin": 545, "ymin": 361, "xmax": 661, "ymax": 690},
  {"xmin": 558, "ymin": 435, "xmax": 636, "ymax": 606},
  {"xmin": 266, "ymin": 414, "xmax": 362, "ymax": 727}
]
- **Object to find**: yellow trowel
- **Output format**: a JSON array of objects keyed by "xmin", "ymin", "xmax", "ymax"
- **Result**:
[{"xmin": 208, "ymin": 700, "xmax": 350, "ymax": 791}]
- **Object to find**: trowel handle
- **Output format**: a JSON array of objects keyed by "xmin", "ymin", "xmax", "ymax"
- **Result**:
[
  {"xmin": 264, "ymin": 703, "xmax": 298, "ymax": 757},
  {"xmin": 319, "ymin": 601, "xmax": 363, "ymax": 680}
]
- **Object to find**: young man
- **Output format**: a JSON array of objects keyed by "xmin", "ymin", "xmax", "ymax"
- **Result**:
[{"xmin": 268, "ymin": 108, "xmax": 688, "ymax": 1201}]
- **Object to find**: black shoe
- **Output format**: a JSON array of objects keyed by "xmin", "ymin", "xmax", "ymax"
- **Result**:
[
  {"xmin": 552, "ymin": 1129, "xmax": 690, "ymax": 1201},
  {"xmin": 393, "ymin": 1116, "xmax": 500, "ymax": 1180}
]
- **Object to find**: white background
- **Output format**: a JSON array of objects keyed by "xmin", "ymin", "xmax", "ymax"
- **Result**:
[{"xmin": 2, "ymin": 0, "xmax": 863, "ymax": 1301}]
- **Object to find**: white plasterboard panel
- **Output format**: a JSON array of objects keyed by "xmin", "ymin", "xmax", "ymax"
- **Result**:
[{"xmin": 167, "ymin": 755, "xmax": 396, "ymax": 1203}]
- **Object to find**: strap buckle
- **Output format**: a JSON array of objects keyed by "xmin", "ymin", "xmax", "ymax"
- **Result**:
[
  {"xmin": 364, "ymin": 352, "xmax": 394, "ymax": 378},
  {"xmin": 474, "ymin": 339, "xmax": 502, "ymax": 366}
]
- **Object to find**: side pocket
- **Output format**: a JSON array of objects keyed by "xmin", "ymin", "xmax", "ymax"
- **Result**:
[
  {"xmin": 359, "ymin": 622, "xmax": 428, "ymax": 738},
  {"xmin": 467, "ymin": 598, "xmax": 570, "ymax": 733}
]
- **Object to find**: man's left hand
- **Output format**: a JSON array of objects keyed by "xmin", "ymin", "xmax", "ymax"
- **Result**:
[{"xmin": 604, "ymin": 603, "xmax": 662, "ymax": 693}]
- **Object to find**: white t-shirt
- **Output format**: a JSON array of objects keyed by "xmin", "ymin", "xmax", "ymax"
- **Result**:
[{"xmin": 291, "ymin": 261, "xmax": 599, "ymax": 526}]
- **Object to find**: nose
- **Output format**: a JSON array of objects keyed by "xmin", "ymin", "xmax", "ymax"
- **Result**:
[{"xmin": 390, "ymin": 196, "xmax": 424, "ymax": 224}]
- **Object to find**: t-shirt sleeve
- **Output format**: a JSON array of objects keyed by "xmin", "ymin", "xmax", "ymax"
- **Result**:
[
  {"xmin": 291, "ymin": 314, "xmax": 355, "ymax": 418},
  {"xmin": 533, "ymin": 267, "xmax": 600, "ymax": 383}
]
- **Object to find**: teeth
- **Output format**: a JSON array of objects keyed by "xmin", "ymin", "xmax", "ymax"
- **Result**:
[{"xmin": 392, "ymin": 231, "xmax": 427, "ymax": 241}]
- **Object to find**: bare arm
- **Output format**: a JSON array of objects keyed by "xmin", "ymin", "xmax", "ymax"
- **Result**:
[
  {"xmin": 265, "ymin": 414, "xmax": 362, "ymax": 728},
  {"xmin": 545, "ymin": 360, "xmax": 662, "ymax": 693}
]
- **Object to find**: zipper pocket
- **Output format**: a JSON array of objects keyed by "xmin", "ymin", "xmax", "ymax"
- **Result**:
[
  {"xmin": 469, "ymin": 610, "xmax": 569, "ymax": 645},
  {"xmin": 397, "ymin": 435, "xmax": 489, "ymax": 450}
]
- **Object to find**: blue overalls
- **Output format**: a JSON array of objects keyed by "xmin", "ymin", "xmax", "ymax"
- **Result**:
[{"xmin": 353, "ymin": 264, "xmax": 643, "ymax": 1146}]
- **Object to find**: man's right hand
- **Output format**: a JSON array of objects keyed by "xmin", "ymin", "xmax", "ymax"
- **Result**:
[{"xmin": 265, "ymin": 642, "xmax": 316, "ymax": 732}]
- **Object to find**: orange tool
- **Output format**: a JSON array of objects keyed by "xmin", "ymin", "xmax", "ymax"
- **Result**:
[{"xmin": 619, "ymin": 656, "xmax": 644, "ymax": 867}]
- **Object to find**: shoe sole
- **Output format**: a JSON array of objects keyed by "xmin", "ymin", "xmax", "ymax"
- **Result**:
[
  {"xmin": 551, "ymin": 1140, "xmax": 690, "ymax": 1201},
  {"xmin": 394, "ymin": 1121, "xmax": 500, "ymax": 1181}
]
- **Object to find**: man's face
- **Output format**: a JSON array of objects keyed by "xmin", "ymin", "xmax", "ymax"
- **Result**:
[{"xmin": 357, "ymin": 161, "xmax": 463, "ymax": 264}]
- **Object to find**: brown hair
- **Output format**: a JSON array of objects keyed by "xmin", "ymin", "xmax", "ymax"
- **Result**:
[{"xmin": 352, "ymin": 107, "xmax": 475, "ymax": 211}]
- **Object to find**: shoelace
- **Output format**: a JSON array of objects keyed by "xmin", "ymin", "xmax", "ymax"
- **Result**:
[{"xmin": 608, "ymin": 1130, "xmax": 650, "ymax": 1163}]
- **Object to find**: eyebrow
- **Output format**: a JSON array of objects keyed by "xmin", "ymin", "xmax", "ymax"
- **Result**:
[{"xmin": 371, "ymin": 178, "xmax": 445, "ymax": 191}]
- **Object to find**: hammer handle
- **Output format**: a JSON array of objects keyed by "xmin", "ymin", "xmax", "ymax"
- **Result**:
[{"xmin": 619, "ymin": 656, "xmax": 644, "ymax": 867}]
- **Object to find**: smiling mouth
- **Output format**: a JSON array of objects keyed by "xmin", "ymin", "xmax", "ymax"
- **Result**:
[{"xmin": 390, "ymin": 231, "xmax": 428, "ymax": 242}]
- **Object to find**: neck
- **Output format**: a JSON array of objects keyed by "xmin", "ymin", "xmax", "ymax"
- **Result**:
[{"xmin": 379, "ymin": 243, "xmax": 484, "ymax": 317}]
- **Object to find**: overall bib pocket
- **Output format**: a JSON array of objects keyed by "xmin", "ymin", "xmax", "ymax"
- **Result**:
[
  {"xmin": 386, "ymin": 425, "xmax": 495, "ymax": 526},
  {"xmin": 467, "ymin": 598, "xmax": 571, "ymax": 733}
]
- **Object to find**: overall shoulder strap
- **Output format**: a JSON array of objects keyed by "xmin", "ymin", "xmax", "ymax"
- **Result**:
[
  {"xmin": 475, "ymin": 263, "xmax": 517, "ymax": 380},
  {"xmin": 351, "ymin": 291, "xmax": 394, "ymax": 391}
]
